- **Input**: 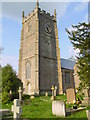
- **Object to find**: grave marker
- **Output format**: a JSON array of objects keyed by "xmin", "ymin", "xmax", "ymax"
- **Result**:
[
  {"xmin": 45, "ymin": 92, "xmax": 48, "ymax": 97},
  {"xmin": 11, "ymin": 99, "xmax": 22, "ymax": 118},
  {"xmin": 54, "ymin": 86, "xmax": 57, "ymax": 97},
  {"xmin": 51, "ymin": 86, "xmax": 55, "ymax": 100},
  {"xmin": 66, "ymin": 88, "xmax": 76, "ymax": 104},
  {"xmin": 52, "ymin": 100, "xmax": 66, "ymax": 117},
  {"xmin": 82, "ymin": 87, "xmax": 90, "ymax": 106},
  {"xmin": 18, "ymin": 87, "xmax": 22, "ymax": 103}
]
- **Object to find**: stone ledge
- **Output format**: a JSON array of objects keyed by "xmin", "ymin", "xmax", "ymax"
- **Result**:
[{"xmin": 66, "ymin": 107, "xmax": 86, "ymax": 116}]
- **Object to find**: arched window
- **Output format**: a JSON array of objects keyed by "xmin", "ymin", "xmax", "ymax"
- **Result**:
[{"xmin": 26, "ymin": 61, "xmax": 31, "ymax": 79}]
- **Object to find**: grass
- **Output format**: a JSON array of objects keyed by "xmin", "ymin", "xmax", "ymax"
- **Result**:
[{"xmin": 2, "ymin": 95, "xmax": 88, "ymax": 119}]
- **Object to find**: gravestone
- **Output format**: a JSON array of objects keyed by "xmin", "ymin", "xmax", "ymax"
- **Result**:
[
  {"xmin": 18, "ymin": 87, "xmax": 22, "ymax": 104},
  {"xmin": 52, "ymin": 101, "xmax": 66, "ymax": 117},
  {"xmin": 82, "ymin": 87, "xmax": 90, "ymax": 106},
  {"xmin": 51, "ymin": 86, "xmax": 55, "ymax": 100},
  {"xmin": 30, "ymin": 95, "xmax": 35, "ymax": 99},
  {"xmin": 45, "ymin": 92, "xmax": 48, "ymax": 97},
  {"xmin": 66, "ymin": 88, "xmax": 76, "ymax": 104},
  {"xmin": 11, "ymin": 99, "xmax": 22, "ymax": 118},
  {"xmin": 86, "ymin": 110, "xmax": 90, "ymax": 120},
  {"xmin": 0, "ymin": 109, "xmax": 11, "ymax": 118},
  {"xmin": 54, "ymin": 86, "xmax": 57, "ymax": 97}
]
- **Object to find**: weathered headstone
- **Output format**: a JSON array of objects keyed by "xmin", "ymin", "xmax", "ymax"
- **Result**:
[
  {"xmin": 54, "ymin": 86, "xmax": 57, "ymax": 97},
  {"xmin": 86, "ymin": 110, "xmax": 90, "ymax": 120},
  {"xmin": 66, "ymin": 88, "xmax": 76, "ymax": 104},
  {"xmin": 82, "ymin": 87, "xmax": 90, "ymax": 106},
  {"xmin": 18, "ymin": 87, "xmax": 22, "ymax": 103},
  {"xmin": 0, "ymin": 109, "xmax": 11, "ymax": 118},
  {"xmin": 30, "ymin": 95, "xmax": 35, "ymax": 99},
  {"xmin": 51, "ymin": 86, "xmax": 55, "ymax": 100},
  {"xmin": 45, "ymin": 92, "xmax": 48, "ymax": 97},
  {"xmin": 11, "ymin": 99, "xmax": 22, "ymax": 118},
  {"xmin": 52, "ymin": 101, "xmax": 66, "ymax": 117}
]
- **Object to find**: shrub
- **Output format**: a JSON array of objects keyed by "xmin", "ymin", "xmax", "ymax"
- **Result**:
[
  {"xmin": 22, "ymin": 94, "xmax": 30, "ymax": 100},
  {"xmin": 2, "ymin": 64, "xmax": 23, "ymax": 103},
  {"xmin": 2, "ymin": 91, "xmax": 10, "ymax": 103}
]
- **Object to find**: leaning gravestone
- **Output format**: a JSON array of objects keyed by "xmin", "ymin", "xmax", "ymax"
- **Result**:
[
  {"xmin": 52, "ymin": 101, "xmax": 66, "ymax": 117},
  {"xmin": 11, "ymin": 99, "xmax": 22, "ymax": 118},
  {"xmin": 66, "ymin": 88, "xmax": 76, "ymax": 104}
]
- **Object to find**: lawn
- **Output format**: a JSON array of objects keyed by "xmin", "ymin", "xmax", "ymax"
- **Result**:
[{"xmin": 2, "ymin": 95, "xmax": 88, "ymax": 119}]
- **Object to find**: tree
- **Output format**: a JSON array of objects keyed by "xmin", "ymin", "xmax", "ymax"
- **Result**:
[
  {"xmin": 2, "ymin": 64, "xmax": 23, "ymax": 103},
  {"xmin": 66, "ymin": 22, "xmax": 90, "ymax": 90}
]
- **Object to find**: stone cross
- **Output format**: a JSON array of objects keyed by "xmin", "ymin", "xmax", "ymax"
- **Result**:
[
  {"xmin": 18, "ymin": 87, "xmax": 22, "ymax": 102},
  {"xmin": 11, "ymin": 99, "xmax": 22, "ymax": 118},
  {"xmin": 54, "ymin": 86, "xmax": 57, "ymax": 97},
  {"xmin": 51, "ymin": 85, "xmax": 55, "ymax": 100}
]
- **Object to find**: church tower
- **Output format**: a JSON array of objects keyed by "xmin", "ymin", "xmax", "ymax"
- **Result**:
[{"xmin": 18, "ymin": 1, "xmax": 63, "ymax": 95}]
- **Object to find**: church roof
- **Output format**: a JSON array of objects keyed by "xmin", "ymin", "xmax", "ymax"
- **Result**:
[{"xmin": 61, "ymin": 58, "xmax": 76, "ymax": 70}]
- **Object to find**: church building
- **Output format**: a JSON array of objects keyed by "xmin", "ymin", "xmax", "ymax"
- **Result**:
[{"xmin": 18, "ymin": 1, "xmax": 75, "ymax": 95}]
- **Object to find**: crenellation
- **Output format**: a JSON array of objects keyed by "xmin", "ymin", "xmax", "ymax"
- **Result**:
[
  {"xmin": 42, "ymin": 10, "xmax": 46, "ymax": 13},
  {"xmin": 46, "ymin": 12, "xmax": 50, "ymax": 16},
  {"xmin": 24, "ymin": 7, "xmax": 55, "ymax": 23},
  {"xmin": 24, "ymin": 9, "xmax": 37, "ymax": 22},
  {"xmin": 39, "ymin": 10, "xmax": 54, "ymax": 20},
  {"xmin": 52, "ymin": 15, "xmax": 54, "ymax": 18}
]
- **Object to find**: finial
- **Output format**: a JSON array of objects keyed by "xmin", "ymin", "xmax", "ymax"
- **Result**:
[
  {"xmin": 36, "ymin": 0, "xmax": 39, "ymax": 7},
  {"xmin": 22, "ymin": 11, "xmax": 24, "ymax": 18},
  {"xmin": 54, "ymin": 9, "xmax": 56, "ymax": 20}
]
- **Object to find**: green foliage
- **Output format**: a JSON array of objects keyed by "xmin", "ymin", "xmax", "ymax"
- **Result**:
[
  {"xmin": 76, "ymin": 93, "xmax": 84, "ymax": 101},
  {"xmin": 2, "ymin": 64, "xmax": 23, "ymax": 103},
  {"xmin": 87, "ymin": 106, "xmax": 90, "ymax": 110},
  {"xmin": 22, "ymin": 94, "xmax": 30, "ymax": 100},
  {"xmin": 66, "ymin": 22, "xmax": 90, "ymax": 90},
  {"xmin": 2, "ymin": 91, "xmax": 10, "ymax": 103}
]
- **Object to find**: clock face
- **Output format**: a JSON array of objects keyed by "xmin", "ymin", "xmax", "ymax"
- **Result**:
[{"xmin": 45, "ymin": 22, "xmax": 52, "ymax": 34}]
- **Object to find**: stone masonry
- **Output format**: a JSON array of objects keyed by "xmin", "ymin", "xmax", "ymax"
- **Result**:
[{"xmin": 18, "ymin": 1, "xmax": 63, "ymax": 95}]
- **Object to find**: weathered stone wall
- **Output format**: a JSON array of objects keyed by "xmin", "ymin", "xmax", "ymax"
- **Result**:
[
  {"xmin": 61, "ymin": 68, "xmax": 75, "ymax": 93},
  {"xmin": 39, "ymin": 11, "xmax": 59, "ymax": 93},
  {"xmin": 18, "ymin": 9, "xmax": 38, "ymax": 95}
]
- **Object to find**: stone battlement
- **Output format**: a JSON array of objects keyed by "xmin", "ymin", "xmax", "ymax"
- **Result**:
[
  {"xmin": 24, "ymin": 7, "xmax": 54, "ymax": 22},
  {"xmin": 39, "ymin": 8, "xmax": 54, "ymax": 19},
  {"xmin": 24, "ymin": 7, "xmax": 37, "ymax": 22}
]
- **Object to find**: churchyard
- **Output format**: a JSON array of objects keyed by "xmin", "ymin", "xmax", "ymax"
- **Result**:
[
  {"xmin": 1, "ymin": 2, "xmax": 89, "ymax": 119},
  {"xmin": 1, "ymin": 93, "xmax": 89, "ymax": 119}
]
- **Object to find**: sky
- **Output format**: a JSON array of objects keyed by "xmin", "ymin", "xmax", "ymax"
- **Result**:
[{"xmin": 0, "ymin": 0, "xmax": 88, "ymax": 72}]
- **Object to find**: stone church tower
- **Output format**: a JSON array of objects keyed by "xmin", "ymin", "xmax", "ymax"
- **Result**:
[{"xmin": 18, "ymin": 1, "xmax": 63, "ymax": 95}]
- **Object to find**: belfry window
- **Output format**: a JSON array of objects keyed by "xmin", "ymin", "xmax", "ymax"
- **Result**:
[{"xmin": 26, "ymin": 61, "xmax": 31, "ymax": 79}]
